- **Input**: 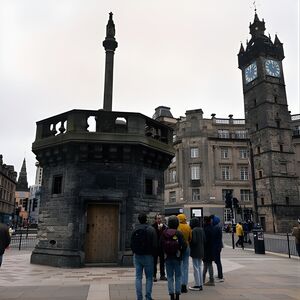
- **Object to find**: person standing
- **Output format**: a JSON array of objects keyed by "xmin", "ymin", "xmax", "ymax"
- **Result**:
[
  {"xmin": 202, "ymin": 216, "xmax": 215, "ymax": 286},
  {"xmin": 177, "ymin": 213, "xmax": 192, "ymax": 293},
  {"xmin": 152, "ymin": 213, "xmax": 167, "ymax": 281},
  {"xmin": 131, "ymin": 213, "xmax": 157, "ymax": 300},
  {"xmin": 189, "ymin": 217, "xmax": 206, "ymax": 291},
  {"xmin": 161, "ymin": 215, "xmax": 187, "ymax": 300},
  {"xmin": 0, "ymin": 223, "xmax": 11, "ymax": 267},
  {"xmin": 211, "ymin": 215, "xmax": 224, "ymax": 282},
  {"xmin": 235, "ymin": 222, "xmax": 244, "ymax": 249},
  {"xmin": 292, "ymin": 218, "xmax": 300, "ymax": 257}
]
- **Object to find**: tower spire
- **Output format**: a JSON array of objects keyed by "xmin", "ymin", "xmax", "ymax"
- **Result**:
[
  {"xmin": 16, "ymin": 158, "xmax": 29, "ymax": 191},
  {"xmin": 102, "ymin": 12, "xmax": 118, "ymax": 111}
]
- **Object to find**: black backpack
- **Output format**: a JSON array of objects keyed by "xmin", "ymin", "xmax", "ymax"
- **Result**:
[
  {"xmin": 131, "ymin": 226, "xmax": 148, "ymax": 255},
  {"xmin": 162, "ymin": 228, "xmax": 180, "ymax": 257}
]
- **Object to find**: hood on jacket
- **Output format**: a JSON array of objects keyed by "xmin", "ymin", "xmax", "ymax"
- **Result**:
[
  {"xmin": 212, "ymin": 216, "xmax": 220, "ymax": 226},
  {"xmin": 177, "ymin": 214, "xmax": 187, "ymax": 224}
]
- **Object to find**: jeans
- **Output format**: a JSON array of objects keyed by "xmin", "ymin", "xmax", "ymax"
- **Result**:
[
  {"xmin": 134, "ymin": 254, "xmax": 154, "ymax": 300},
  {"xmin": 181, "ymin": 246, "xmax": 190, "ymax": 285},
  {"xmin": 192, "ymin": 258, "xmax": 203, "ymax": 286},
  {"xmin": 165, "ymin": 258, "xmax": 181, "ymax": 295},
  {"xmin": 214, "ymin": 249, "xmax": 223, "ymax": 279},
  {"xmin": 203, "ymin": 261, "xmax": 214, "ymax": 282}
]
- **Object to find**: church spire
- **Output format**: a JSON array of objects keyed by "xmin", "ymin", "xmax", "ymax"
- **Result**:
[
  {"xmin": 16, "ymin": 158, "xmax": 29, "ymax": 191},
  {"xmin": 102, "ymin": 12, "xmax": 118, "ymax": 111}
]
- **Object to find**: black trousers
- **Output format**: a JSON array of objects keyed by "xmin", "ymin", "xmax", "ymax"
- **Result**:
[
  {"xmin": 153, "ymin": 252, "xmax": 165, "ymax": 277},
  {"xmin": 236, "ymin": 235, "xmax": 244, "ymax": 248}
]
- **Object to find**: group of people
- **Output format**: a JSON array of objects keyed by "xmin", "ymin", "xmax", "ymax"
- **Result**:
[{"xmin": 130, "ymin": 213, "xmax": 224, "ymax": 300}]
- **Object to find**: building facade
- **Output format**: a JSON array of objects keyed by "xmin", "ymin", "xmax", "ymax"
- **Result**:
[
  {"xmin": 159, "ymin": 108, "xmax": 253, "ymax": 225},
  {"xmin": 0, "ymin": 155, "xmax": 17, "ymax": 224}
]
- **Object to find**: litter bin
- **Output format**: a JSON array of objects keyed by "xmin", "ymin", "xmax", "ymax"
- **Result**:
[{"xmin": 252, "ymin": 227, "xmax": 265, "ymax": 254}]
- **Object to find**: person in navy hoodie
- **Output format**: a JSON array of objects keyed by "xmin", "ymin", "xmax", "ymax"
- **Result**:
[{"xmin": 211, "ymin": 215, "xmax": 224, "ymax": 282}]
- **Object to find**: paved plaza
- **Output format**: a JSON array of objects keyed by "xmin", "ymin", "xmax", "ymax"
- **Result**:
[{"xmin": 0, "ymin": 246, "xmax": 299, "ymax": 300}]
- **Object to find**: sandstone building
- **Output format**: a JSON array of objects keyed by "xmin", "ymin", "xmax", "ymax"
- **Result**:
[{"xmin": 0, "ymin": 155, "xmax": 17, "ymax": 224}]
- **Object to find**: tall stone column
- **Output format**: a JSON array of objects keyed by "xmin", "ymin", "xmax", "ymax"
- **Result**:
[{"xmin": 102, "ymin": 12, "xmax": 118, "ymax": 111}]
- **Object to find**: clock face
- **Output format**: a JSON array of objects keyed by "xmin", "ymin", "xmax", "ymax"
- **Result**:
[
  {"xmin": 245, "ymin": 62, "xmax": 258, "ymax": 83},
  {"xmin": 265, "ymin": 59, "xmax": 280, "ymax": 77}
]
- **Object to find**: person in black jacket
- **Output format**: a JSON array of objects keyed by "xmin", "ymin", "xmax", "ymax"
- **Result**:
[
  {"xmin": 189, "ymin": 217, "xmax": 206, "ymax": 291},
  {"xmin": 131, "ymin": 213, "xmax": 157, "ymax": 300},
  {"xmin": 202, "ymin": 216, "xmax": 215, "ymax": 286},
  {"xmin": 152, "ymin": 213, "xmax": 167, "ymax": 281},
  {"xmin": 161, "ymin": 215, "xmax": 187, "ymax": 300},
  {"xmin": 0, "ymin": 223, "xmax": 11, "ymax": 267}
]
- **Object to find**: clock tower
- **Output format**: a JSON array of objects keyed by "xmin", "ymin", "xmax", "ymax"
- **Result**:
[{"xmin": 238, "ymin": 12, "xmax": 300, "ymax": 232}]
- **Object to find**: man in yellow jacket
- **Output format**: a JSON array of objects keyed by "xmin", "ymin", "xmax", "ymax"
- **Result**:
[
  {"xmin": 235, "ymin": 222, "xmax": 244, "ymax": 249},
  {"xmin": 177, "ymin": 214, "xmax": 192, "ymax": 293}
]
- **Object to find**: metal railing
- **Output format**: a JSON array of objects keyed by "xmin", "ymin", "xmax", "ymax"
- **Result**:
[
  {"xmin": 223, "ymin": 232, "xmax": 298, "ymax": 258},
  {"xmin": 9, "ymin": 234, "xmax": 38, "ymax": 250}
]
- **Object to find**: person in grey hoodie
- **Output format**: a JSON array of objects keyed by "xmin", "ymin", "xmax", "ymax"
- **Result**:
[{"xmin": 188, "ymin": 217, "xmax": 206, "ymax": 291}]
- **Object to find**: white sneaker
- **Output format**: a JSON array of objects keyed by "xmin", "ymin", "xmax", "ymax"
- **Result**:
[{"xmin": 215, "ymin": 278, "xmax": 224, "ymax": 282}]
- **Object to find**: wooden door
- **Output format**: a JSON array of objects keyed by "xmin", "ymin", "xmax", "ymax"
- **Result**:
[{"xmin": 85, "ymin": 204, "xmax": 119, "ymax": 263}]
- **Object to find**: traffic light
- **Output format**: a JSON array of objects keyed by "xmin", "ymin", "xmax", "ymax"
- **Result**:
[
  {"xmin": 33, "ymin": 198, "xmax": 38, "ymax": 211},
  {"xmin": 233, "ymin": 197, "xmax": 239, "ymax": 208},
  {"xmin": 225, "ymin": 192, "xmax": 232, "ymax": 208},
  {"xmin": 22, "ymin": 198, "xmax": 28, "ymax": 210}
]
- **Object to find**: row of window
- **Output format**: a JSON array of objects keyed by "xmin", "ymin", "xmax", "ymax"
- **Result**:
[
  {"xmin": 168, "ymin": 189, "xmax": 251, "ymax": 203},
  {"xmin": 168, "ymin": 165, "xmax": 249, "ymax": 182},
  {"xmin": 190, "ymin": 147, "xmax": 249, "ymax": 159},
  {"xmin": 51, "ymin": 175, "xmax": 159, "ymax": 196},
  {"xmin": 0, "ymin": 188, "xmax": 14, "ymax": 202},
  {"xmin": 218, "ymin": 130, "xmax": 248, "ymax": 139},
  {"xmin": 0, "ymin": 175, "xmax": 15, "ymax": 191}
]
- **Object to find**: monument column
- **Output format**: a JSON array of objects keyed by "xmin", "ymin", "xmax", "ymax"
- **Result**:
[{"xmin": 102, "ymin": 12, "xmax": 118, "ymax": 111}]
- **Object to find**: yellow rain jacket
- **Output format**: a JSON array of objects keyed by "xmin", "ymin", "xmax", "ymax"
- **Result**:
[{"xmin": 177, "ymin": 214, "xmax": 192, "ymax": 245}]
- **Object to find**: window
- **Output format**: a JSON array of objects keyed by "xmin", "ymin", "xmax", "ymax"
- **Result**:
[
  {"xmin": 191, "ymin": 165, "xmax": 200, "ymax": 180},
  {"xmin": 192, "ymin": 189, "xmax": 200, "ymax": 201},
  {"xmin": 221, "ymin": 166, "xmax": 230, "ymax": 180},
  {"xmin": 256, "ymin": 123, "xmax": 258, "ymax": 130},
  {"xmin": 190, "ymin": 147, "xmax": 199, "ymax": 158},
  {"xmin": 239, "ymin": 148, "xmax": 248, "ymax": 159},
  {"xmin": 145, "ymin": 178, "xmax": 153, "ymax": 195},
  {"xmin": 257, "ymin": 146, "xmax": 261, "ymax": 154},
  {"xmin": 240, "ymin": 167, "xmax": 249, "ymax": 180},
  {"xmin": 276, "ymin": 120, "xmax": 280, "ymax": 128},
  {"xmin": 235, "ymin": 130, "xmax": 248, "ymax": 139},
  {"xmin": 218, "ymin": 130, "xmax": 230, "ymax": 139},
  {"xmin": 221, "ymin": 147, "xmax": 229, "ymax": 159},
  {"xmin": 261, "ymin": 197, "xmax": 264, "ymax": 205},
  {"xmin": 240, "ymin": 189, "xmax": 250, "ymax": 201},
  {"xmin": 169, "ymin": 169, "xmax": 176, "ymax": 183},
  {"xmin": 280, "ymin": 145, "xmax": 283, "ymax": 152},
  {"xmin": 169, "ymin": 191, "xmax": 176, "ymax": 203},
  {"xmin": 286, "ymin": 197, "xmax": 289, "ymax": 205},
  {"xmin": 259, "ymin": 170, "xmax": 263, "ymax": 178},
  {"xmin": 52, "ymin": 175, "xmax": 63, "ymax": 194},
  {"xmin": 224, "ymin": 208, "xmax": 233, "ymax": 223}
]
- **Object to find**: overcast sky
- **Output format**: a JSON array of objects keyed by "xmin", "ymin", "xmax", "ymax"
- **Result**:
[{"xmin": 0, "ymin": 0, "xmax": 299, "ymax": 185}]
